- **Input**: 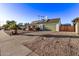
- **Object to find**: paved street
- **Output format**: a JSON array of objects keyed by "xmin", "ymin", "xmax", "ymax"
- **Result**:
[{"xmin": 0, "ymin": 30, "xmax": 38, "ymax": 56}]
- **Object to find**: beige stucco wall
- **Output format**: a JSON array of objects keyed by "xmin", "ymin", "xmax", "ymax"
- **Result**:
[
  {"xmin": 75, "ymin": 22, "xmax": 79, "ymax": 34},
  {"xmin": 56, "ymin": 24, "xmax": 59, "ymax": 32},
  {"xmin": 56, "ymin": 21, "xmax": 61, "ymax": 32}
]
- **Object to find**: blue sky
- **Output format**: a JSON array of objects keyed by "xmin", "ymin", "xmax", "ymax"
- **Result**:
[{"xmin": 0, "ymin": 3, "xmax": 79, "ymax": 25}]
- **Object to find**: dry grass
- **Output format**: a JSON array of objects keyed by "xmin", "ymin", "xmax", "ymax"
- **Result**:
[{"xmin": 23, "ymin": 36, "xmax": 79, "ymax": 56}]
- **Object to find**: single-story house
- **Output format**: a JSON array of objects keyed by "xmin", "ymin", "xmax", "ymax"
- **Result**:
[{"xmin": 31, "ymin": 18, "xmax": 61, "ymax": 32}]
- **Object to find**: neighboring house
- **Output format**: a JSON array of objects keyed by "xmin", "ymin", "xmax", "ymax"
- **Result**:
[
  {"xmin": 72, "ymin": 17, "xmax": 79, "ymax": 34},
  {"xmin": 59, "ymin": 17, "xmax": 79, "ymax": 33},
  {"xmin": 31, "ymin": 18, "xmax": 61, "ymax": 32}
]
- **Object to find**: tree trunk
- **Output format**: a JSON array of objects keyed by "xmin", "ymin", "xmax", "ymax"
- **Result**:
[{"xmin": 14, "ymin": 29, "xmax": 17, "ymax": 34}]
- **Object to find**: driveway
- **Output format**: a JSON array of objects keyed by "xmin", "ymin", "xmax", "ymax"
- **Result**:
[{"xmin": 0, "ymin": 30, "xmax": 38, "ymax": 56}]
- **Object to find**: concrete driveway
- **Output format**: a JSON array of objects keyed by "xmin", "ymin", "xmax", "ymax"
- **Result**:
[{"xmin": 0, "ymin": 30, "xmax": 38, "ymax": 56}]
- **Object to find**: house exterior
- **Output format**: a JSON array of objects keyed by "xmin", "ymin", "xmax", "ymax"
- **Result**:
[
  {"xmin": 72, "ymin": 17, "xmax": 79, "ymax": 34},
  {"xmin": 31, "ymin": 18, "xmax": 61, "ymax": 32}
]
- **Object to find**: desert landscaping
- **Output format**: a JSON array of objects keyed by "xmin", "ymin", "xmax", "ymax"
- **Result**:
[{"xmin": 0, "ymin": 30, "xmax": 79, "ymax": 56}]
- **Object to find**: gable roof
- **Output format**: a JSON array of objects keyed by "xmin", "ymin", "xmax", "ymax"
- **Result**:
[
  {"xmin": 46, "ymin": 18, "xmax": 60, "ymax": 23},
  {"xmin": 72, "ymin": 17, "xmax": 79, "ymax": 23},
  {"xmin": 31, "ymin": 18, "xmax": 60, "ymax": 24}
]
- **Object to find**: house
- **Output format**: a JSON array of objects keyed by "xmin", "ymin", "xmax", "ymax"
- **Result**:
[
  {"xmin": 31, "ymin": 18, "xmax": 61, "ymax": 32},
  {"xmin": 72, "ymin": 17, "xmax": 79, "ymax": 34}
]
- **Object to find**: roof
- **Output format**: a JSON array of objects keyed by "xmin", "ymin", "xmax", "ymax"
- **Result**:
[
  {"xmin": 61, "ymin": 24, "xmax": 71, "ymax": 26},
  {"xmin": 31, "ymin": 18, "xmax": 60, "ymax": 24},
  {"xmin": 72, "ymin": 17, "xmax": 79, "ymax": 22},
  {"xmin": 47, "ymin": 18, "xmax": 60, "ymax": 23}
]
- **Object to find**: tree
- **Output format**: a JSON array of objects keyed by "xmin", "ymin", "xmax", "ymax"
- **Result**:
[
  {"xmin": 17, "ymin": 23, "xmax": 29, "ymax": 30},
  {"xmin": 17, "ymin": 23, "xmax": 24, "ymax": 30},
  {"xmin": 3, "ymin": 20, "xmax": 18, "ymax": 34},
  {"xmin": 7, "ymin": 20, "xmax": 16, "ymax": 29},
  {"xmin": 2, "ymin": 24, "xmax": 8, "ymax": 30},
  {"xmin": 24, "ymin": 23, "xmax": 29, "ymax": 28}
]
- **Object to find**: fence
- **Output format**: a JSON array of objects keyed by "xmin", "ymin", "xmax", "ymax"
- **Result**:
[{"xmin": 59, "ymin": 25, "xmax": 75, "ymax": 32}]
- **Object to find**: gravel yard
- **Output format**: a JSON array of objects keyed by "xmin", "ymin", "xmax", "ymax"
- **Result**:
[{"xmin": 23, "ymin": 36, "xmax": 79, "ymax": 56}]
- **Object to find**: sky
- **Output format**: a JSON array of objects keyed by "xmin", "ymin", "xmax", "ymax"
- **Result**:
[{"xmin": 0, "ymin": 3, "xmax": 79, "ymax": 26}]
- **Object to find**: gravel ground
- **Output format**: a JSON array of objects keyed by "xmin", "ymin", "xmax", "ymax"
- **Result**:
[{"xmin": 23, "ymin": 36, "xmax": 79, "ymax": 56}]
